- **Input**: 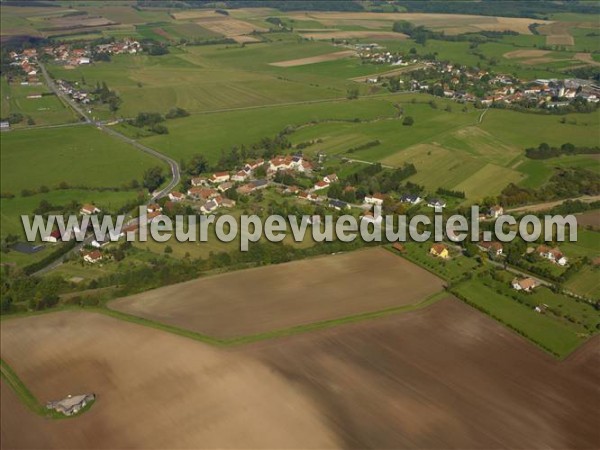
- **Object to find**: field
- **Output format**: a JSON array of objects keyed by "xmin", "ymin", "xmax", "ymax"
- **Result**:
[
  {"xmin": 0, "ymin": 126, "xmax": 161, "ymax": 194},
  {"xmin": 1, "ymin": 82, "xmax": 77, "ymax": 127},
  {"xmin": 285, "ymin": 12, "xmax": 550, "ymax": 35},
  {"xmin": 269, "ymin": 50, "xmax": 356, "ymax": 67},
  {"xmin": 109, "ymin": 248, "xmax": 445, "ymax": 339},
  {"xmin": 300, "ymin": 31, "xmax": 408, "ymax": 40},
  {"xmin": 2, "ymin": 298, "xmax": 599, "ymax": 448},
  {"xmin": 566, "ymin": 265, "xmax": 600, "ymax": 298},
  {"xmin": 576, "ymin": 210, "xmax": 600, "ymax": 230}
]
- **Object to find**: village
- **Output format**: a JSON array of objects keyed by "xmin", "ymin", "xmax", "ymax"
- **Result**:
[{"xmin": 354, "ymin": 44, "xmax": 600, "ymax": 109}]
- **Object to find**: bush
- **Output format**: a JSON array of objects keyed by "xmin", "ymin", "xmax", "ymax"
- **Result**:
[{"xmin": 402, "ymin": 116, "xmax": 414, "ymax": 126}]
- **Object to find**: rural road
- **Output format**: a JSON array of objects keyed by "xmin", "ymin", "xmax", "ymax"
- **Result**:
[
  {"xmin": 32, "ymin": 63, "xmax": 182, "ymax": 276},
  {"xmin": 39, "ymin": 62, "xmax": 181, "ymax": 200},
  {"xmin": 506, "ymin": 195, "xmax": 600, "ymax": 214}
]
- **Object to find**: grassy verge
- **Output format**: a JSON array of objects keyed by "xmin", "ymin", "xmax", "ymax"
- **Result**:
[{"xmin": 99, "ymin": 290, "xmax": 448, "ymax": 346}]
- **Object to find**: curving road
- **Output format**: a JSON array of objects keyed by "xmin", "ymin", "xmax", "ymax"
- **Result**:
[
  {"xmin": 39, "ymin": 62, "xmax": 180, "ymax": 201},
  {"xmin": 32, "ymin": 63, "xmax": 181, "ymax": 276}
]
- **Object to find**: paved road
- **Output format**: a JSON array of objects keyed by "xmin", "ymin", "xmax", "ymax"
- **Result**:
[{"xmin": 32, "ymin": 63, "xmax": 181, "ymax": 276}]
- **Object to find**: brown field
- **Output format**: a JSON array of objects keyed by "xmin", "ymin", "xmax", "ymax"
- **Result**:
[
  {"xmin": 2, "ymin": 298, "xmax": 599, "ymax": 449},
  {"xmin": 270, "ymin": 50, "xmax": 356, "ymax": 67},
  {"xmin": 547, "ymin": 34, "xmax": 575, "ymax": 45},
  {"xmin": 0, "ymin": 312, "xmax": 338, "ymax": 449},
  {"xmin": 576, "ymin": 210, "xmax": 600, "ymax": 230},
  {"xmin": 575, "ymin": 52, "xmax": 600, "ymax": 67},
  {"xmin": 171, "ymin": 10, "xmax": 224, "ymax": 20},
  {"xmin": 193, "ymin": 17, "xmax": 267, "ymax": 38},
  {"xmin": 286, "ymin": 12, "xmax": 550, "ymax": 35},
  {"xmin": 109, "ymin": 248, "xmax": 445, "ymax": 339},
  {"xmin": 301, "ymin": 31, "xmax": 408, "ymax": 40},
  {"xmin": 503, "ymin": 49, "xmax": 552, "ymax": 59},
  {"xmin": 43, "ymin": 16, "xmax": 115, "ymax": 30},
  {"xmin": 350, "ymin": 63, "xmax": 426, "ymax": 82}
]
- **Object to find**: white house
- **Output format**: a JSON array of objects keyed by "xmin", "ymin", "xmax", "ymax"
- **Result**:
[
  {"xmin": 80, "ymin": 204, "xmax": 100, "ymax": 215},
  {"xmin": 512, "ymin": 277, "xmax": 538, "ymax": 292},
  {"xmin": 200, "ymin": 199, "xmax": 219, "ymax": 214},
  {"xmin": 323, "ymin": 174, "xmax": 339, "ymax": 184},
  {"xmin": 427, "ymin": 198, "xmax": 447, "ymax": 208},
  {"xmin": 210, "ymin": 172, "xmax": 230, "ymax": 184},
  {"xmin": 537, "ymin": 245, "xmax": 568, "ymax": 266},
  {"xmin": 83, "ymin": 250, "xmax": 103, "ymax": 264},
  {"xmin": 168, "ymin": 192, "xmax": 185, "ymax": 202},
  {"xmin": 314, "ymin": 181, "xmax": 329, "ymax": 191},
  {"xmin": 364, "ymin": 193, "xmax": 384, "ymax": 206},
  {"xmin": 231, "ymin": 170, "xmax": 249, "ymax": 182}
]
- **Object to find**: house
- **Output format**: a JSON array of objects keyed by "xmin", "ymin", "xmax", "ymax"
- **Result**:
[
  {"xmin": 218, "ymin": 197, "xmax": 236, "ymax": 208},
  {"xmin": 168, "ymin": 192, "xmax": 185, "ymax": 202},
  {"xmin": 43, "ymin": 229, "xmax": 63, "ymax": 243},
  {"xmin": 147, "ymin": 210, "xmax": 164, "ymax": 223},
  {"xmin": 251, "ymin": 179, "xmax": 269, "ymax": 190},
  {"xmin": 284, "ymin": 185, "xmax": 300, "ymax": 195},
  {"xmin": 83, "ymin": 250, "xmax": 103, "ymax": 264},
  {"xmin": 236, "ymin": 183, "xmax": 255, "ymax": 195},
  {"xmin": 298, "ymin": 191, "xmax": 319, "ymax": 202},
  {"xmin": 187, "ymin": 187, "xmax": 217, "ymax": 200},
  {"xmin": 392, "ymin": 243, "xmax": 405, "ymax": 252},
  {"xmin": 427, "ymin": 198, "xmax": 447, "ymax": 209},
  {"xmin": 218, "ymin": 182, "xmax": 233, "ymax": 193},
  {"xmin": 210, "ymin": 172, "xmax": 230, "ymax": 184},
  {"xmin": 477, "ymin": 241, "xmax": 503, "ymax": 256},
  {"xmin": 537, "ymin": 245, "xmax": 568, "ymax": 266},
  {"xmin": 364, "ymin": 193, "xmax": 384, "ymax": 206},
  {"xmin": 512, "ymin": 277, "xmax": 538, "ymax": 292},
  {"xmin": 400, "ymin": 193, "xmax": 421, "ymax": 205},
  {"xmin": 489, "ymin": 205, "xmax": 504, "ymax": 218},
  {"xmin": 46, "ymin": 393, "xmax": 95, "ymax": 416},
  {"xmin": 0, "ymin": 121, "xmax": 10, "ymax": 132},
  {"xmin": 244, "ymin": 159, "xmax": 264, "ymax": 171},
  {"xmin": 147, "ymin": 203, "xmax": 162, "ymax": 214},
  {"xmin": 200, "ymin": 199, "xmax": 219, "ymax": 214},
  {"xmin": 430, "ymin": 244, "xmax": 449, "ymax": 259},
  {"xmin": 91, "ymin": 239, "xmax": 110, "ymax": 248},
  {"xmin": 231, "ymin": 170, "xmax": 249, "ymax": 182},
  {"xmin": 191, "ymin": 176, "xmax": 208, "ymax": 187},
  {"xmin": 323, "ymin": 174, "xmax": 338, "ymax": 184},
  {"xmin": 80, "ymin": 204, "xmax": 100, "ymax": 215},
  {"xmin": 329, "ymin": 199, "xmax": 349, "ymax": 211},
  {"xmin": 314, "ymin": 181, "xmax": 329, "ymax": 191}
]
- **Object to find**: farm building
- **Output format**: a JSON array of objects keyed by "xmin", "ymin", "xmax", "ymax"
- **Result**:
[
  {"xmin": 364, "ymin": 193, "xmax": 385, "ymax": 206},
  {"xmin": 83, "ymin": 250, "xmax": 102, "ymax": 264},
  {"xmin": 46, "ymin": 393, "xmax": 95, "ymax": 416}
]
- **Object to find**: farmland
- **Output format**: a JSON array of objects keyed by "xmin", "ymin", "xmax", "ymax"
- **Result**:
[
  {"xmin": 2, "ymin": 298, "xmax": 599, "ymax": 448},
  {"xmin": 109, "ymin": 248, "xmax": 445, "ymax": 339},
  {"xmin": 0, "ymin": 126, "xmax": 161, "ymax": 194}
]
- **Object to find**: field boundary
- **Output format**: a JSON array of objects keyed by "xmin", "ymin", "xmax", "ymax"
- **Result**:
[{"xmin": 0, "ymin": 358, "xmax": 94, "ymax": 419}]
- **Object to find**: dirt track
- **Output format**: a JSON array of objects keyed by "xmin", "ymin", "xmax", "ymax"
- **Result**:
[
  {"xmin": 2, "ymin": 298, "xmax": 598, "ymax": 449},
  {"xmin": 109, "ymin": 248, "xmax": 444, "ymax": 338}
]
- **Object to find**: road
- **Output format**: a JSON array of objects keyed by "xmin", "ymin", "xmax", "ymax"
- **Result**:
[
  {"xmin": 32, "ymin": 63, "xmax": 181, "ymax": 276},
  {"xmin": 506, "ymin": 195, "xmax": 600, "ymax": 214}
]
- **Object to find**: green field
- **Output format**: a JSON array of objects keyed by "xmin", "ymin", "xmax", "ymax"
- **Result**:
[
  {"xmin": 453, "ymin": 278, "xmax": 587, "ymax": 358},
  {"xmin": 566, "ymin": 265, "xmax": 600, "ymax": 298},
  {"xmin": 0, "ymin": 126, "xmax": 161, "ymax": 194},
  {"xmin": 1, "ymin": 81, "xmax": 77, "ymax": 126}
]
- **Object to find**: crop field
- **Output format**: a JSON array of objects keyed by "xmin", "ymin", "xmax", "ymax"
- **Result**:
[
  {"xmin": 284, "ymin": 12, "xmax": 550, "ymax": 35},
  {"xmin": 0, "ymin": 126, "xmax": 160, "ymax": 194},
  {"xmin": 566, "ymin": 265, "xmax": 600, "ymax": 298},
  {"xmin": 300, "ymin": 31, "xmax": 408, "ymax": 40},
  {"xmin": 269, "ymin": 50, "xmax": 356, "ymax": 67},
  {"xmin": 3, "ymin": 298, "xmax": 599, "ymax": 448},
  {"xmin": 0, "ymin": 311, "xmax": 339, "ymax": 449},
  {"xmin": 109, "ymin": 248, "xmax": 445, "ymax": 339},
  {"xmin": 576, "ymin": 210, "xmax": 600, "ymax": 230}
]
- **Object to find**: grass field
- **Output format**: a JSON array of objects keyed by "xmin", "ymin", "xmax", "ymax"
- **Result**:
[
  {"xmin": 0, "ymin": 126, "xmax": 161, "ymax": 194},
  {"xmin": 453, "ymin": 278, "xmax": 586, "ymax": 357},
  {"xmin": 566, "ymin": 265, "xmax": 600, "ymax": 298}
]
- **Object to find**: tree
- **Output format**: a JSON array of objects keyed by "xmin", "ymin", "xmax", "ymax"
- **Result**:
[
  {"xmin": 346, "ymin": 86, "xmax": 359, "ymax": 100},
  {"xmin": 402, "ymin": 116, "xmax": 414, "ymax": 126},
  {"xmin": 143, "ymin": 166, "xmax": 165, "ymax": 192},
  {"xmin": 187, "ymin": 154, "xmax": 209, "ymax": 176}
]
